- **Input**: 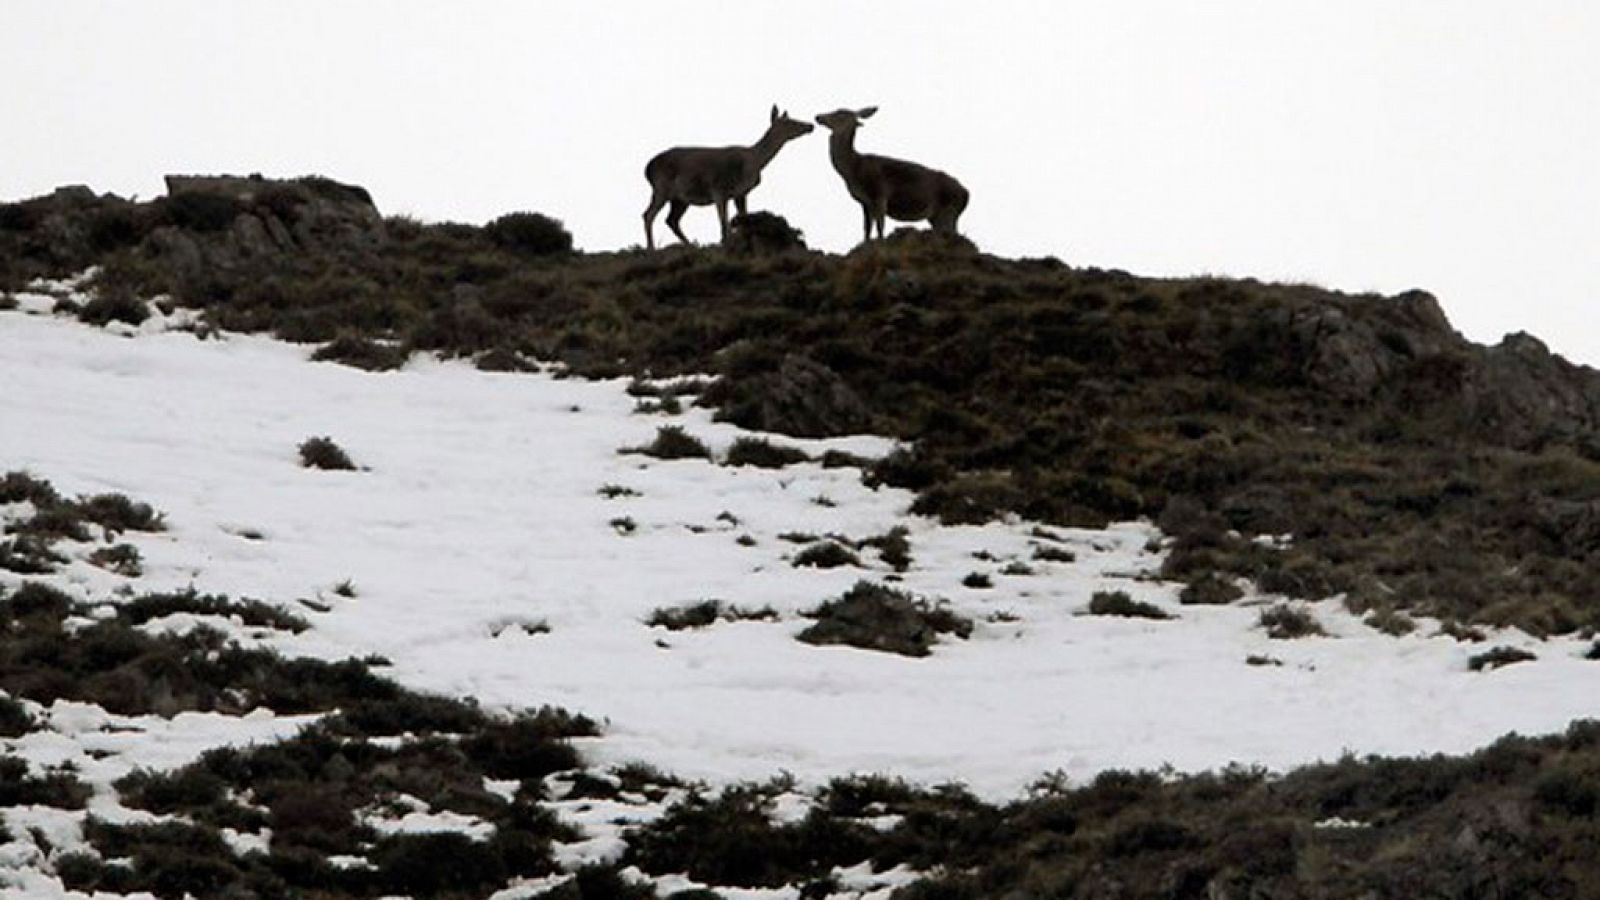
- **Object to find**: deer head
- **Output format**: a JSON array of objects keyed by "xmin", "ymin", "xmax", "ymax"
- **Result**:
[
  {"xmin": 768, "ymin": 105, "xmax": 816, "ymax": 143},
  {"xmin": 814, "ymin": 107, "xmax": 878, "ymax": 135}
]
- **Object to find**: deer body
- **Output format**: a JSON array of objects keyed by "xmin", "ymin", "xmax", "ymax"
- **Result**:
[
  {"xmin": 817, "ymin": 107, "xmax": 968, "ymax": 242},
  {"xmin": 643, "ymin": 106, "xmax": 813, "ymax": 249}
]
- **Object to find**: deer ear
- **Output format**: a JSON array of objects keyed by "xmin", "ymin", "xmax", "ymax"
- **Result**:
[
  {"xmin": 771, "ymin": 104, "xmax": 779, "ymax": 123},
  {"xmin": 858, "ymin": 106, "xmax": 878, "ymax": 119}
]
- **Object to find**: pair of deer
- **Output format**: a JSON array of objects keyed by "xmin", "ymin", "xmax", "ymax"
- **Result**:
[{"xmin": 643, "ymin": 106, "xmax": 968, "ymax": 250}]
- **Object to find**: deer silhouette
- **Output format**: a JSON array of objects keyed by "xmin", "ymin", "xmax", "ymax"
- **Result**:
[
  {"xmin": 815, "ymin": 107, "xmax": 968, "ymax": 242},
  {"xmin": 642, "ymin": 106, "xmax": 814, "ymax": 249}
]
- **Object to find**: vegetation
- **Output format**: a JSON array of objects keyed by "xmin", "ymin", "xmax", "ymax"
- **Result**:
[
  {"xmin": 299, "ymin": 435, "xmax": 358, "ymax": 470},
  {"xmin": 1087, "ymin": 589, "xmax": 1173, "ymax": 620},
  {"xmin": 798, "ymin": 581, "xmax": 973, "ymax": 657},
  {"xmin": 646, "ymin": 599, "xmax": 778, "ymax": 631}
]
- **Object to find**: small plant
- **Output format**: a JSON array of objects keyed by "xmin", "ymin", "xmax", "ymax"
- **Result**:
[
  {"xmin": 1440, "ymin": 619, "xmax": 1488, "ymax": 643},
  {"xmin": 1469, "ymin": 646, "xmax": 1537, "ymax": 672},
  {"xmin": 736, "ymin": 534, "xmax": 757, "ymax": 547},
  {"xmin": 1586, "ymin": 641, "xmax": 1600, "ymax": 661},
  {"xmin": 723, "ymin": 437, "xmax": 810, "ymax": 469},
  {"xmin": 625, "ymin": 425, "xmax": 712, "ymax": 461},
  {"xmin": 78, "ymin": 284, "xmax": 149, "ymax": 328},
  {"xmin": 486, "ymin": 211, "xmax": 573, "ymax": 256},
  {"xmin": 860, "ymin": 526, "xmax": 913, "ymax": 572},
  {"xmin": 88, "ymin": 543, "xmax": 143, "ymax": 577},
  {"xmin": 298, "ymin": 436, "xmax": 357, "ymax": 471},
  {"xmin": 310, "ymin": 334, "xmax": 409, "ymax": 371},
  {"xmin": 1258, "ymin": 604, "xmax": 1325, "ymax": 639},
  {"xmin": 1000, "ymin": 561, "xmax": 1034, "ymax": 576},
  {"xmin": 811, "ymin": 494, "xmax": 838, "ymax": 508},
  {"xmin": 598, "ymin": 483, "xmax": 641, "ymax": 499},
  {"xmin": 792, "ymin": 540, "xmax": 860, "ymax": 569},
  {"xmin": 1032, "ymin": 543, "xmax": 1076, "ymax": 564},
  {"xmin": 610, "ymin": 516, "xmax": 638, "ymax": 535},
  {"xmin": 332, "ymin": 579, "xmax": 357, "ymax": 598},
  {"xmin": 962, "ymin": 572, "xmax": 993, "ymax": 589},
  {"xmin": 1179, "ymin": 572, "xmax": 1243, "ymax": 606},
  {"xmin": 1365, "ymin": 608, "xmax": 1417, "ymax": 637},
  {"xmin": 646, "ymin": 600, "xmax": 778, "ymax": 631},
  {"xmin": 1245, "ymin": 654, "xmax": 1283, "ymax": 667},
  {"xmin": 1087, "ymin": 590, "xmax": 1172, "ymax": 620},
  {"xmin": 777, "ymin": 531, "xmax": 819, "ymax": 544},
  {"xmin": 799, "ymin": 581, "xmax": 972, "ymax": 658},
  {"xmin": 634, "ymin": 394, "xmax": 683, "ymax": 415},
  {"xmin": 0, "ymin": 695, "xmax": 35, "ymax": 737}
]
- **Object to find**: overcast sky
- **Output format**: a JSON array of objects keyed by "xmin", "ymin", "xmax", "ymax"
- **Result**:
[{"xmin": 4, "ymin": 2, "xmax": 1597, "ymax": 366}]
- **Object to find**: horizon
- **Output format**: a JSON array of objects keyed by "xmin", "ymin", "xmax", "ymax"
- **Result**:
[{"xmin": 4, "ymin": 2, "xmax": 1596, "ymax": 366}]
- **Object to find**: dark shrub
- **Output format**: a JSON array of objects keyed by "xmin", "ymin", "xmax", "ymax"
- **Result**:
[
  {"xmin": 799, "ymin": 581, "xmax": 972, "ymax": 657},
  {"xmin": 0, "ymin": 536, "xmax": 64, "ymax": 574},
  {"xmin": 163, "ymin": 191, "xmax": 245, "ymax": 232},
  {"xmin": 792, "ymin": 540, "xmax": 861, "ymax": 569},
  {"xmin": 0, "ymin": 695, "xmax": 34, "ymax": 737},
  {"xmin": 75, "ymin": 492, "xmax": 165, "ymax": 532},
  {"xmin": 1032, "ymin": 543, "xmax": 1077, "ymax": 563},
  {"xmin": 1258, "ymin": 603, "xmax": 1325, "ymax": 639},
  {"xmin": 0, "ymin": 755, "xmax": 92, "ymax": 808},
  {"xmin": 860, "ymin": 526, "xmax": 913, "ymax": 571},
  {"xmin": 487, "ymin": 212, "xmax": 573, "ymax": 256},
  {"xmin": 2, "ymin": 580, "xmax": 74, "ymax": 621},
  {"xmin": 647, "ymin": 600, "xmax": 776, "ymax": 631},
  {"xmin": 299, "ymin": 436, "xmax": 357, "ymax": 470},
  {"xmin": 1179, "ymin": 572, "xmax": 1243, "ymax": 605},
  {"xmin": 727, "ymin": 211, "xmax": 807, "ymax": 254},
  {"xmin": 961, "ymin": 571, "xmax": 993, "ymax": 589},
  {"xmin": 1468, "ymin": 646, "xmax": 1537, "ymax": 672},
  {"xmin": 117, "ymin": 766, "xmax": 228, "ymax": 815},
  {"xmin": 78, "ymin": 283, "xmax": 149, "ymax": 327},
  {"xmin": 120, "ymin": 589, "xmax": 307, "ymax": 632},
  {"xmin": 626, "ymin": 425, "xmax": 713, "ymax": 460},
  {"xmin": 1087, "ymin": 590, "xmax": 1172, "ymax": 620},
  {"xmin": 89, "ymin": 543, "xmax": 143, "ymax": 576},
  {"xmin": 311, "ymin": 334, "xmax": 409, "ymax": 371},
  {"xmin": 0, "ymin": 471, "xmax": 60, "ymax": 506},
  {"xmin": 723, "ymin": 437, "xmax": 810, "ymax": 468},
  {"xmin": 461, "ymin": 708, "xmax": 599, "ymax": 780}
]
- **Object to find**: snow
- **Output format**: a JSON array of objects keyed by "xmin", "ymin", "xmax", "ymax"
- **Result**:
[{"xmin": 3, "ymin": 303, "xmax": 1600, "ymax": 814}]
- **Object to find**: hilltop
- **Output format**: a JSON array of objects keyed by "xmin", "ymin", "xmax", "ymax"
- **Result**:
[{"xmin": 5, "ymin": 176, "xmax": 1596, "ymax": 635}]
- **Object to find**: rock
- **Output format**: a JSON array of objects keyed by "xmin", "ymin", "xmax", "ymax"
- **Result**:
[{"xmin": 710, "ymin": 353, "xmax": 874, "ymax": 438}]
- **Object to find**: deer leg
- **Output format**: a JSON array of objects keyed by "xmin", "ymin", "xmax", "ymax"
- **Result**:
[
  {"xmin": 643, "ymin": 193, "xmax": 667, "ymax": 250},
  {"xmin": 735, "ymin": 195, "xmax": 749, "ymax": 219},
  {"xmin": 666, "ymin": 200, "xmax": 690, "ymax": 245},
  {"xmin": 860, "ymin": 204, "xmax": 873, "ymax": 243},
  {"xmin": 715, "ymin": 197, "xmax": 730, "ymax": 244}
]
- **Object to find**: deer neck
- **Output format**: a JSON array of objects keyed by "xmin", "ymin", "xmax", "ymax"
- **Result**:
[
  {"xmin": 828, "ymin": 129, "xmax": 860, "ymax": 176},
  {"xmin": 750, "ymin": 127, "xmax": 789, "ymax": 170}
]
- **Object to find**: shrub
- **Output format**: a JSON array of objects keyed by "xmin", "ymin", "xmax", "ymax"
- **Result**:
[
  {"xmin": 626, "ymin": 425, "xmax": 712, "ymax": 461},
  {"xmin": 299, "ymin": 436, "xmax": 357, "ymax": 470},
  {"xmin": 860, "ymin": 526, "xmax": 913, "ymax": 572},
  {"xmin": 119, "ymin": 589, "xmax": 308, "ymax": 632},
  {"xmin": 75, "ymin": 492, "xmax": 165, "ymax": 532},
  {"xmin": 962, "ymin": 571, "xmax": 993, "ymax": 589},
  {"xmin": 311, "ymin": 334, "xmax": 409, "ymax": 371},
  {"xmin": 723, "ymin": 437, "xmax": 810, "ymax": 468},
  {"xmin": 646, "ymin": 600, "xmax": 777, "ymax": 631},
  {"xmin": 0, "ymin": 755, "xmax": 92, "ymax": 808},
  {"xmin": 0, "ymin": 536, "xmax": 64, "ymax": 574},
  {"xmin": 487, "ymin": 212, "xmax": 573, "ymax": 256},
  {"xmin": 727, "ymin": 211, "xmax": 807, "ymax": 254},
  {"xmin": 1032, "ymin": 543, "xmax": 1076, "ymax": 564},
  {"xmin": 162, "ymin": 190, "xmax": 245, "ymax": 232},
  {"xmin": 0, "ymin": 695, "xmax": 35, "ymax": 737},
  {"xmin": 792, "ymin": 540, "xmax": 860, "ymax": 569},
  {"xmin": 798, "ymin": 581, "xmax": 972, "ymax": 657},
  {"xmin": 1587, "ymin": 641, "xmax": 1600, "ymax": 661},
  {"xmin": 88, "ymin": 543, "xmax": 143, "ymax": 576},
  {"xmin": 1087, "ymin": 590, "xmax": 1172, "ymax": 620},
  {"xmin": 1179, "ymin": 572, "xmax": 1243, "ymax": 605},
  {"xmin": 1468, "ymin": 646, "xmax": 1537, "ymax": 672},
  {"xmin": 1365, "ymin": 607, "xmax": 1417, "ymax": 637},
  {"xmin": 598, "ymin": 483, "xmax": 641, "ymax": 498},
  {"xmin": 78, "ymin": 283, "xmax": 149, "ymax": 327},
  {"xmin": 460, "ymin": 707, "xmax": 599, "ymax": 780},
  {"xmin": 1258, "ymin": 604, "xmax": 1325, "ymax": 639}
]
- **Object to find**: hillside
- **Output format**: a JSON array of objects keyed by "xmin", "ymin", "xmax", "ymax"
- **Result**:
[
  {"xmin": 5, "ymin": 177, "xmax": 1598, "ymax": 634},
  {"xmin": 3, "ymin": 177, "xmax": 1600, "ymax": 899}
]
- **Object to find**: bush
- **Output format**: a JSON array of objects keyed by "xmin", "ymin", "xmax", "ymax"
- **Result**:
[
  {"xmin": 162, "ymin": 191, "xmax": 245, "ymax": 232},
  {"xmin": 75, "ymin": 492, "xmax": 165, "ymax": 532},
  {"xmin": 1179, "ymin": 572, "xmax": 1243, "ymax": 606},
  {"xmin": 119, "ymin": 589, "xmax": 307, "ymax": 632},
  {"xmin": 487, "ymin": 212, "xmax": 573, "ymax": 257},
  {"xmin": 1468, "ymin": 646, "xmax": 1537, "ymax": 672},
  {"xmin": 792, "ymin": 540, "xmax": 860, "ymax": 569},
  {"xmin": 626, "ymin": 425, "xmax": 712, "ymax": 461},
  {"xmin": 646, "ymin": 600, "xmax": 777, "ymax": 631},
  {"xmin": 78, "ymin": 283, "xmax": 150, "ymax": 327},
  {"xmin": 860, "ymin": 526, "xmax": 913, "ymax": 572},
  {"xmin": 1087, "ymin": 590, "xmax": 1172, "ymax": 620},
  {"xmin": 727, "ymin": 211, "xmax": 807, "ymax": 254},
  {"xmin": 460, "ymin": 708, "xmax": 599, "ymax": 780},
  {"xmin": 311, "ymin": 334, "xmax": 409, "ymax": 371},
  {"xmin": 799, "ymin": 581, "xmax": 972, "ymax": 657},
  {"xmin": 1258, "ymin": 604, "xmax": 1325, "ymax": 639},
  {"xmin": 88, "ymin": 543, "xmax": 143, "ymax": 576},
  {"xmin": 723, "ymin": 437, "xmax": 810, "ymax": 468},
  {"xmin": 0, "ymin": 695, "xmax": 35, "ymax": 737},
  {"xmin": 299, "ymin": 436, "xmax": 357, "ymax": 470},
  {"xmin": 962, "ymin": 571, "xmax": 993, "ymax": 589}
]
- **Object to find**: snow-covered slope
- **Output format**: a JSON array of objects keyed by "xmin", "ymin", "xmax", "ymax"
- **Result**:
[{"xmin": 3, "ymin": 299, "xmax": 1598, "ymax": 806}]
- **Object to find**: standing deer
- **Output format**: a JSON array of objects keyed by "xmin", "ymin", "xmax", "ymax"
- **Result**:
[
  {"xmin": 815, "ymin": 107, "xmax": 968, "ymax": 242},
  {"xmin": 642, "ymin": 106, "xmax": 814, "ymax": 249}
]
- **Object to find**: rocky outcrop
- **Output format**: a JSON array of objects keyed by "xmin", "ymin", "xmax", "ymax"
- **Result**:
[{"xmin": 706, "ymin": 353, "xmax": 874, "ymax": 438}]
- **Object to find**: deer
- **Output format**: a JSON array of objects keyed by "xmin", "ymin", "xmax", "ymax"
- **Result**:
[
  {"xmin": 642, "ymin": 106, "xmax": 815, "ymax": 250},
  {"xmin": 815, "ymin": 107, "xmax": 969, "ymax": 243}
]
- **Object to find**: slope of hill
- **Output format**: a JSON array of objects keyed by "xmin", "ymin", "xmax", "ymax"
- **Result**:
[{"xmin": 3, "ymin": 177, "xmax": 1600, "ymax": 898}]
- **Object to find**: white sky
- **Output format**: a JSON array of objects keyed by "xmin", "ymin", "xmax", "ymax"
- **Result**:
[{"xmin": 4, "ymin": 2, "xmax": 1597, "ymax": 365}]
